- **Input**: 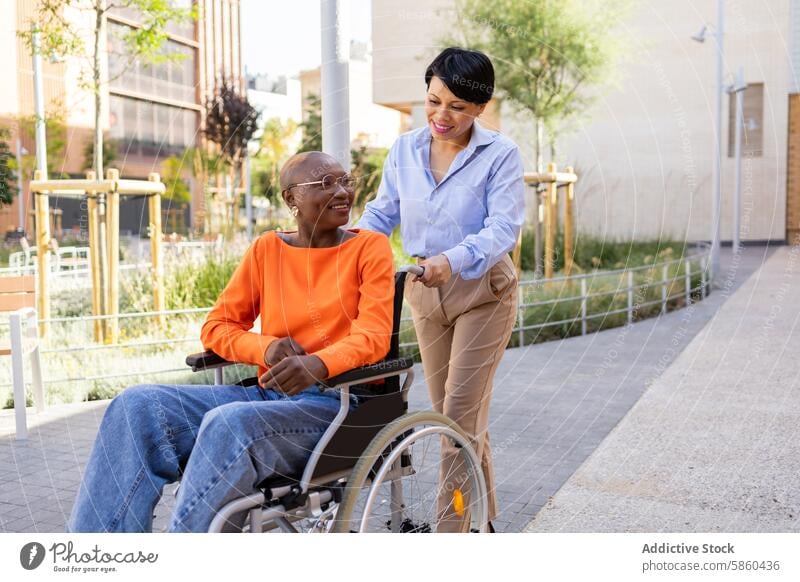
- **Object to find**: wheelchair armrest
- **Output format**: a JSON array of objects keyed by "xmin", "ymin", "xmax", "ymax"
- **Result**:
[
  {"xmin": 320, "ymin": 357, "xmax": 414, "ymax": 388},
  {"xmin": 186, "ymin": 350, "xmax": 234, "ymax": 372}
]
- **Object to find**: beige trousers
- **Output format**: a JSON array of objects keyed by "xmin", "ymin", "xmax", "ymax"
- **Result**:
[{"xmin": 405, "ymin": 254, "xmax": 518, "ymax": 531}]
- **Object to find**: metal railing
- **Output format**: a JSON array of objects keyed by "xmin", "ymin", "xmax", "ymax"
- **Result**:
[
  {"xmin": 398, "ymin": 243, "xmax": 711, "ymax": 350},
  {"xmin": 0, "ymin": 245, "xmax": 711, "ymax": 394}
]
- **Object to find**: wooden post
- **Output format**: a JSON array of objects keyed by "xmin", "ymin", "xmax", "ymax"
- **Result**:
[
  {"xmin": 544, "ymin": 163, "xmax": 558, "ymax": 279},
  {"xmin": 511, "ymin": 231, "xmax": 523, "ymax": 274},
  {"xmin": 33, "ymin": 170, "xmax": 50, "ymax": 338},
  {"xmin": 564, "ymin": 166, "xmax": 575, "ymax": 276},
  {"xmin": 149, "ymin": 173, "xmax": 165, "ymax": 325},
  {"xmin": 534, "ymin": 191, "xmax": 543, "ymax": 277},
  {"xmin": 106, "ymin": 169, "xmax": 120, "ymax": 344},
  {"xmin": 85, "ymin": 171, "xmax": 103, "ymax": 342}
]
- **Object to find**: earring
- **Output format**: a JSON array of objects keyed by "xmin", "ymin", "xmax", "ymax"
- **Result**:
[{"xmin": 290, "ymin": 206, "xmax": 299, "ymax": 217}]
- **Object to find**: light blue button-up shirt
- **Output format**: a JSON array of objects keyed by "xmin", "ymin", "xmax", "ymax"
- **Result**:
[{"xmin": 356, "ymin": 120, "xmax": 525, "ymax": 280}]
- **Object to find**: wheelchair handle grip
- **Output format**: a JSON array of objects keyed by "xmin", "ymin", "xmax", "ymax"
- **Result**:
[{"xmin": 399, "ymin": 264, "xmax": 425, "ymax": 277}]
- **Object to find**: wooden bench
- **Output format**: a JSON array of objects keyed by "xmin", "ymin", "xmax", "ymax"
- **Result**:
[{"xmin": 0, "ymin": 275, "xmax": 45, "ymax": 439}]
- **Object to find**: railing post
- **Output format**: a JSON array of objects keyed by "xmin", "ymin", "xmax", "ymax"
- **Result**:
[
  {"xmin": 627, "ymin": 270, "xmax": 634, "ymax": 325},
  {"xmin": 700, "ymin": 256, "xmax": 707, "ymax": 300},
  {"xmin": 517, "ymin": 285, "xmax": 524, "ymax": 347},
  {"xmin": 580, "ymin": 278, "xmax": 587, "ymax": 336},
  {"xmin": 564, "ymin": 167, "xmax": 575, "ymax": 276},
  {"xmin": 661, "ymin": 264, "xmax": 668, "ymax": 315},
  {"xmin": 685, "ymin": 259, "xmax": 692, "ymax": 306}
]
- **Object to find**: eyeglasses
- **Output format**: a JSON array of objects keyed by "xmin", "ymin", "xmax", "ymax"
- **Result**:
[{"xmin": 285, "ymin": 174, "xmax": 358, "ymax": 193}]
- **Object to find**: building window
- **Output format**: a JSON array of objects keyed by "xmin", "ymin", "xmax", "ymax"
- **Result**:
[
  {"xmin": 109, "ymin": 95, "xmax": 198, "ymax": 158},
  {"xmin": 108, "ymin": 22, "xmax": 197, "ymax": 103},
  {"xmin": 728, "ymin": 82, "xmax": 763, "ymax": 157}
]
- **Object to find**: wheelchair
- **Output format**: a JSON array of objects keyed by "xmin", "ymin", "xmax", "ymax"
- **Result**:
[{"xmin": 185, "ymin": 266, "xmax": 489, "ymax": 533}]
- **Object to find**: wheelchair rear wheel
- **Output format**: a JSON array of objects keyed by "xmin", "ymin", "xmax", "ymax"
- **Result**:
[{"xmin": 331, "ymin": 411, "xmax": 488, "ymax": 533}]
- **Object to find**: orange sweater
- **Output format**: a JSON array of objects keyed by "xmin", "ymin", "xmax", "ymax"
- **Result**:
[{"xmin": 200, "ymin": 229, "xmax": 395, "ymax": 380}]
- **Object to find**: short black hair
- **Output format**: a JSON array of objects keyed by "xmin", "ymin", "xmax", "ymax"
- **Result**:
[{"xmin": 425, "ymin": 47, "xmax": 495, "ymax": 104}]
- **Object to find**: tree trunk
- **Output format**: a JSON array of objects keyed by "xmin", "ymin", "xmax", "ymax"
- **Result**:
[{"xmin": 94, "ymin": 0, "xmax": 108, "ymax": 340}]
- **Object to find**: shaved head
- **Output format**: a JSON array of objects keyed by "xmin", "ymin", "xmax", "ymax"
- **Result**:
[{"xmin": 279, "ymin": 151, "xmax": 341, "ymax": 192}]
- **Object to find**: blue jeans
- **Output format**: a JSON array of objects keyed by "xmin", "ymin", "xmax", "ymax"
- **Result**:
[{"xmin": 66, "ymin": 383, "xmax": 356, "ymax": 532}]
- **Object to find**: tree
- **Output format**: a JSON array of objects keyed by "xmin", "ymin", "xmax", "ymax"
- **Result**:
[
  {"xmin": 82, "ymin": 137, "xmax": 118, "ymax": 173},
  {"xmin": 161, "ymin": 155, "xmax": 191, "ymax": 205},
  {"xmin": 0, "ymin": 127, "xmax": 15, "ymax": 207},
  {"xmin": 250, "ymin": 117, "xmax": 298, "ymax": 212},
  {"xmin": 202, "ymin": 80, "xmax": 260, "ymax": 237},
  {"xmin": 451, "ymin": 0, "xmax": 631, "ymax": 171},
  {"xmin": 161, "ymin": 154, "xmax": 191, "ymax": 234},
  {"xmin": 204, "ymin": 80, "xmax": 261, "ymax": 171},
  {"xmin": 351, "ymin": 146, "xmax": 388, "ymax": 215},
  {"xmin": 16, "ymin": 111, "xmax": 69, "ymax": 180},
  {"xmin": 19, "ymin": 0, "xmax": 196, "ymax": 179},
  {"xmin": 297, "ymin": 93, "xmax": 323, "ymax": 153}
]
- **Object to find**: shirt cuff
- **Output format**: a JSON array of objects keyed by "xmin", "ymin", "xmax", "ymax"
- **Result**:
[
  {"xmin": 442, "ymin": 245, "xmax": 471, "ymax": 277},
  {"xmin": 239, "ymin": 334, "xmax": 280, "ymax": 367},
  {"xmin": 312, "ymin": 347, "xmax": 352, "ymax": 379}
]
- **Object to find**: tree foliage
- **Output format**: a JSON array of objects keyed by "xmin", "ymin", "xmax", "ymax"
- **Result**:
[
  {"xmin": 16, "ymin": 111, "xmax": 69, "ymax": 180},
  {"xmin": 297, "ymin": 93, "xmax": 323, "ymax": 153},
  {"xmin": 351, "ymin": 146, "xmax": 388, "ymax": 214},
  {"xmin": 161, "ymin": 155, "xmax": 191, "ymax": 204},
  {"xmin": 251, "ymin": 117, "xmax": 298, "ymax": 207},
  {"xmin": 0, "ymin": 127, "xmax": 15, "ymax": 206},
  {"xmin": 81, "ymin": 137, "xmax": 118, "ymax": 173},
  {"xmin": 204, "ymin": 80, "xmax": 261, "ymax": 169},
  {"xmin": 451, "ymin": 0, "xmax": 632, "ymax": 165}
]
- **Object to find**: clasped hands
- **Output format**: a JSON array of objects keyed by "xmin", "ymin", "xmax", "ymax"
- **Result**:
[{"xmin": 259, "ymin": 337, "xmax": 328, "ymax": 395}]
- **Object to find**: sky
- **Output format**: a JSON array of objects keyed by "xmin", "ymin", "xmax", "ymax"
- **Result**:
[{"xmin": 241, "ymin": 0, "xmax": 372, "ymax": 77}]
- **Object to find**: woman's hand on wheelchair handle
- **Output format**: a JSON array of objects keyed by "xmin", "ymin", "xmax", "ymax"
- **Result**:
[
  {"xmin": 259, "ymin": 354, "xmax": 329, "ymax": 395},
  {"xmin": 264, "ymin": 337, "xmax": 306, "ymax": 367},
  {"xmin": 416, "ymin": 254, "xmax": 452, "ymax": 288}
]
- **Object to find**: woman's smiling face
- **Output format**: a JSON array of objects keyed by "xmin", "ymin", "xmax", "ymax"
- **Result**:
[{"xmin": 424, "ymin": 76, "xmax": 486, "ymax": 143}]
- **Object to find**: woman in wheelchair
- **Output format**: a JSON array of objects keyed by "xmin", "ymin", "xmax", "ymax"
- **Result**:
[{"xmin": 67, "ymin": 152, "xmax": 396, "ymax": 532}]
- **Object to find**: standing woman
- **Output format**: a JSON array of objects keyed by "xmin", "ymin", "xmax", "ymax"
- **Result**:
[{"xmin": 357, "ymin": 47, "xmax": 524, "ymax": 532}]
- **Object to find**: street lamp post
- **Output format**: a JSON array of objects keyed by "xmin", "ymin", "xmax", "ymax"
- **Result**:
[
  {"xmin": 32, "ymin": 26, "xmax": 48, "ymax": 180},
  {"xmin": 691, "ymin": 0, "xmax": 725, "ymax": 284},
  {"xmin": 320, "ymin": 0, "xmax": 351, "ymax": 170}
]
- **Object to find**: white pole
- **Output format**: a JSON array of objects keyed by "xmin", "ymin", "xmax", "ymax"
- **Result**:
[
  {"xmin": 15, "ymin": 137, "xmax": 25, "ymax": 232},
  {"xmin": 710, "ymin": 0, "xmax": 724, "ymax": 284},
  {"xmin": 732, "ymin": 67, "xmax": 745, "ymax": 254},
  {"xmin": 320, "ymin": 0, "xmax": 351, "ymax": 170},
  {"xmin": 32, "ymin": 26, "xmax": 48, "ymax": 179}
]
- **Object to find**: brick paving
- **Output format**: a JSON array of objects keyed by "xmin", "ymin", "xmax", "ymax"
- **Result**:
[{"xmin": 0, "ymin": 247, "xmax": 771, "ymax": 533}]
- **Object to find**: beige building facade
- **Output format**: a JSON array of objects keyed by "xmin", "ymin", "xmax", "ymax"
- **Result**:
[{"xmin": 371, "ymin": 0, "xmax": 799, "ymax": 244}]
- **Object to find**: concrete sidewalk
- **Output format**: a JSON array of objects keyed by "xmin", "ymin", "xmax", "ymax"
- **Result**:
[
  {"xmin": 526, "ymin": 245, "xmax": 800, "ymax": 532},
  {"xmin": 0, "ymin": 246, "xmax": 776, "ymax": 533}
]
